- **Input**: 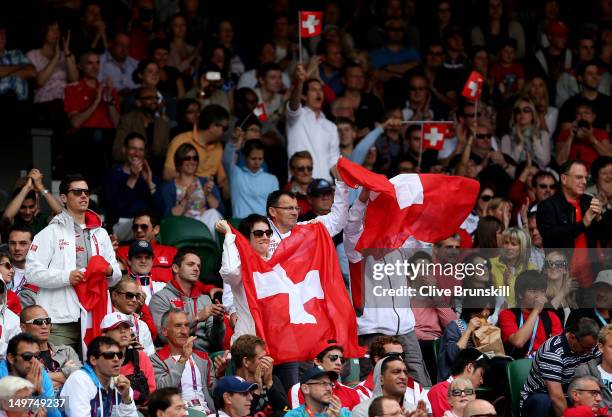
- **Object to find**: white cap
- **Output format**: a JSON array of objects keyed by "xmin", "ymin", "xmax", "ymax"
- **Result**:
[
  {"xmin": 593, "ymin": 270, "xmax": 612, "ymax": 287},
  {"xmin": 100, "ymin": 312, "xmax": 134, "ymax": 331}
]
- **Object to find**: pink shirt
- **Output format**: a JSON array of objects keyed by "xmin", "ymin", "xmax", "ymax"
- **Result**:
[
  {"xmin": 26, "ymin": 49, "xmax": 68, "ymax": 103},
  {"xmin": 413, "ymin": 307, "xmax": 457, "ymax": 340}
]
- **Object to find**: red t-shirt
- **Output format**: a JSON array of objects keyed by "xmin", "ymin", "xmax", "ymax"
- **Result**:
[
  {"xmin": 490, "ymin": 63, "xmax": 525, "ymax": 94},
  {"xmin": 428, "ymin": 378, "xmax": 451, "ymax": 417},
  {"xmin": 557, "ymin": 128, "xmax": 609, "ymax": 170},
  {"xmin": 567, "ymin": 199, "xmax": 593, "ymax": 287},
  {"xmin": 116, "ymin": 241, "xmax": 178, "ymax": 283},
  {"xmin": 498, "ymin": 309, "xmax": 563, "ymax": 356},
  {"xmin": 64, "ymin": 79, "xmax": 120, "ymax": 130}
]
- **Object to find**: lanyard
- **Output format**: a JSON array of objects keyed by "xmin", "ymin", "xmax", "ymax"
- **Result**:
[
  {"xmin": 304, "ymin": 406, "xmax": 317, "ymax": 417},
  {"xmin": 519, "ymin": 313, "xmax": 539, "ymax": 357},
  {"xmin": 594, "ymin": 309, "xmax": 608, "ymax": 327},
  {"xmin": 173, "ymin": 355, "xmax": 198, "ymax": 391},
  {"xmin": 132, "ymin": 273, "xmax": 154, "ymax": 296}
]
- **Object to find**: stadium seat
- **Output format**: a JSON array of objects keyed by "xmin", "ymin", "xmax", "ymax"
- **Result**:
[
  {"xmin": 186, "ymin": 408, "xmax": 207, "ymax": 417},
  {"xmin": 342, "ymin": 358, "xmax": 361, "ymax": 386},
  {"xmin": 159, "ymin": 216, "xmax": 215, "ymax": 246},
  {"xmin": 506, "ymin": 358, "xmax": 533, "ymax": 417},
  {"xmin": 174, "ymin": 239, "xmax": 221, "ymax": 279}
]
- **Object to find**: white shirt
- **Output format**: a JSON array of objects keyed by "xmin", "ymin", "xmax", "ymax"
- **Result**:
[
  {"xmin": 172, "ymin": 354, "xmax": 208, "ymax": 409},
  {"xmin": 0, "ymin": 307, "xmax": 21, "ymax": 360},
  {"xmin": 286, "ymin": 103, "xmax": 340, "ymax": 181},
  {"xmin": 254, "ymin": 87, "xmax": 284, "ymax": 116},
  {"xmin": 598, "ymin": 365, "xmax": 612, "ymax": 392},
  {"xmin": 11, "ymin": 267, "xmax": 26, "ymax": 292},
  {"xmin": 237, "ymin": 69, "xmax": 291, "ymax": 90}
]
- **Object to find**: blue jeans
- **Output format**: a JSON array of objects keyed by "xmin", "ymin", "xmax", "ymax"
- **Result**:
[{"xmin": 522, "ymin": 392, "xmax": 556, "ymax": 417}]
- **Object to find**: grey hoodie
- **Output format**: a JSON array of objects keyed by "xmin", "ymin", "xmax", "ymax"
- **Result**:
[
  {"xmin": 352, "ymin": 356, "xmax": 427, "ymax": 417},
  {"xmin": 574, "ymin": 357, "xmax": 612, "ymax": 409}
]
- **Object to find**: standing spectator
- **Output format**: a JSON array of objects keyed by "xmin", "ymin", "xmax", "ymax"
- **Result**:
[
  {"xmin": 104, "ymin": 133, "xmax": 157, "ymax": 241},
  {"xmin": 71, "ymin": 2, "xmax": 108, "ymax": 55},
  {"xmin": 26, "ymin": 174, "xmax": 122, "ymax": 354},
  {"xmin": 574, "ymin": 324, "xmax": 612, "ymax": 410},
  {"xmin": 284, "ymin": 151, "xmax": 315, "ymax": 215},
  {"xmin": 1, "ymin": 169, "xmax": 63, "ymax": 237},
  {"xmin": 26, "ymin": 20, "xmax": 79, "ymax": 124},
  {"xmin": 489, "ymin": 38, "xmax": 525, "ymax": 101},
  {"xmin": 98, "ymin": 31, "xmax": 139, "ymax": 93},
  {"xmin": 19, "ymin": 305, "xmax": 81, "ymax": 392},
  {"xmin": 471, "ymin": 0, "xmax": 526, "ymax": 59},
  {"xmin": 223, "ymin": 136, "xmax": 279, "ymax": 219},
  {"xmin": 60, "ymin": 336, "xmax": 138, "ymax": 417},
  {"xmin": 254, "ymin": 63, "xmax": 285, "ymax": 125},
  {"xmin": 318, "ymin": 40, "xmax": 345, "ymax": 97},
  {"xmin": 150, "ymin": 309, "xmax": 215, "ymax": 413},
  {"xmin": 0, "ymin": 25, "xmax": 36, "ymax": 102},
  {"xmin": 149, "ymin": 249, "xmax": 225, "ymax": 352},
  {"xmin": 531, "ymin": 20, "xmax": 571, "ymax": 89},
  {"xmin": 537, "ymin": 160, "xmax": 611, "ymax": 287},
  {"xmin": 369, "ymin": 18, "xmax": 420, "ymax": 78},
  {"xmin": 521, "ymin": 317, "xmax": 601, "ymax": 417},
  {"xmin": 286, "ymin": 64, "xmax": 340, "ymax": 182},
  {"xmin": 500, "ymin": 97, "xmax": 552, "ymax": 168},
  {"xmin": 167, "ymin": 14, "xmax": 199, "ymax": 76},
  {"xmin": 215, "ymin": 19, "xmax": 245, "ymax": 79},
  {"xmin": 149, "ymin": 39, "xmax": 185, "ymax": 98},
  {"xmin": 523, "ymin": 75, "xmax": 558, "ymax": 134},
  {"xmin": 544, "ymin": 251, "xmax": 578, "ymax": 324},
  {"xmin": 0, "ymin": 280, "xmax": 20, "ymax": 359},
  {"xmin": 237, "ymin": 41, "xmax": 291, "ymax": 90},
  {"xmin": 7, "ymin": 227, "xmax": 33, "ymax": 294},
  {"xmin": 340, "ymin": 62, "xmax": 384, "ymax": 128}
]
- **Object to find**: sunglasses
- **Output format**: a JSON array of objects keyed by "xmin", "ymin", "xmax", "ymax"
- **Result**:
[
  {"xmin": 118, "ymin": 291, "xmax": 140, "ymax": 300},
  {"xmin": 98, "ymin": 351, "xmax": 124, "ymax": 360},
  {"xmin": 24, "ymin": 317, "xmax": 52, "ymax": 326},
  {"xmin": 252, "ymin": 229, "xmax": 273, "ymax": 238},
  {"xmin": 327, "ymin": 354, "xmax": 346, "ymax": 364},
  {"xmin": 68, "ymin": 188, "xmax": 90, "ymax": 197},
  {"xmin": 537, "ymin": 183, "xmax": 556, "ymax": 190},
  {"xmin": 480, "ymin": 195, "xmax": 493, "ymax": 202},
  {"xmin": 132, "ymin": 224, "xmax": 150, "ymax": 232},
  {"xmin": 476, "ymin": 133, "xmax": 493, "ymax": 139},
  {"xmin": 545, "ymin": 260, "xmax": 567, "ymax": 269},
  {"xmin": 18, "ymin": 352, "xmax": 40, "ymax": 361},
  {"xmin": 181, "ymin": 155, "xmax": 199, "ymax": 162},
  {"xmin": 0, "ymin": 261, "xmax": 13, "ymax": 269},
  {"xmin": 513, "ymin": 106, "xmax": 533, "ymax": 115},
  {"xmin": 294, "ymin": 165, "xmax": 313, "ymax": 173},
  {"xmin": 451, "ymin": 388, "xmax": 475, "ymax": 396}
]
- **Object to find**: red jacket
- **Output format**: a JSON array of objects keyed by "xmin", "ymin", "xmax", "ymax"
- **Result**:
[
  {"xmin": 6, "ymin": 290, "xmax": 21, "ymax": 315},
  {"xmin": 288, "ymin": 381, "xmax": 361, "ymax": 410},
  {"xmin": 117, "ymin": 241, "xmax": 178, "ymax": 282}
]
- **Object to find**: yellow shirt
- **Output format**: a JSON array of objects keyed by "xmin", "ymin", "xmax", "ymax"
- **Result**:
[
  {"xmin": 164, "ymin": 131, "xmax": 226, "ymax": 182},
  {"xmin": 490, "ymin": 256, "xmax": 537, "ymax": 308}
]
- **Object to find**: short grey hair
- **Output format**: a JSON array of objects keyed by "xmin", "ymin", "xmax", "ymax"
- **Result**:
[
  {"xmin": 567, "ymin": 376, "xmax": 600, "ymax": 405},
  {"xmin": 160, "ymin": 308, "xmax": 188, "ymax": 329},
  {"xmin": 0, "ymin": 376, "xmax": 34, "ymax": 401}
]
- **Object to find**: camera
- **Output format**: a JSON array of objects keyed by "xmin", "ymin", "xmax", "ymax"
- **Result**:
[
  {"xmin": 205, "ymin": 71, "xmax": 222, "ymax": 81},
  {"xmin": 577, "ymin": 120, "xmax": 591, "ymax": 129}
]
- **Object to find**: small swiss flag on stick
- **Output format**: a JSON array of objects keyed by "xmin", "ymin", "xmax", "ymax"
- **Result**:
[
  {"xmin": 253, "ymin": 103, "xmax": 268, "ymax": 121},
  {"xmin": 299, "ymin": 11, "xmax": 323, "ymax": 38},
  {"xmin": 461, "ymin": 71, "xmax": 484, "ymax": 101},
  {"xmin": 422, "ymin": 122, "xmax": 451, "ymax": 150}
]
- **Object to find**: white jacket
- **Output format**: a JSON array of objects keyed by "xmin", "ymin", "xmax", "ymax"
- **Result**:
[
  {"xmin": 0, "ymin": 302, "xmax": 21, "ymax": 360},
  {"xmin": 26, "ymin": 210, "xmax": 122, "ymax": 325}
]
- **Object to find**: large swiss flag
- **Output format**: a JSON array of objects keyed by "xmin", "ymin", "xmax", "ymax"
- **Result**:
[
  {"xmin": 338, "ymin": 158, "xmax": 479, "ymax": 250},
  {"xmin": 233, "ymin": 222, "xmax": 364, "ymax": 363}
]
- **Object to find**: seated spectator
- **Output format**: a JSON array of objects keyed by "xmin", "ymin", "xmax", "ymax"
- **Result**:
[
  {"xmin": 527, "ymin": 210, "xmax": 546, "ymax": 270},
  {"xmin": 523, "ymin": 75, "xmax": 558, "ymax": 134},
  {"xmin": 471, "ymin": 0, "xmax": 525, "ymax": 58},
  {"xmin": 71, "ymin": 2, "xmax": 107, "ymax": 55},
  {"xmin": 184, "ymin": 63, "xmax": 233, "ymax": 113},
  {"xmin": 227, "ymin": 335, "xmax": 288, "ymax": 417},
  {"xmin": 498, "ymin": 270, "xmax": 563, "ymax": 359},
  {"xmin": 212, "ymin": 376, "xmax": 258, "ymax": 417},
  {"xmin": 369, "ymin": 18, "xmax": 420, "ymax": 78},
  {"xmin": 158, "ymin": 143, "xmax": 223, "ymax": 237},
  {"xmin": 368, "ymin": 395, "xmax": 427, "ymax": 417},
  {"xmin": 148, "ymin": 387, "xmax": 187, "ymax": 417},
  {"xmin": 170, "ymin": 98, "xmax": 200, "ymax": 138},
  {"xmin": 318, "ymin": 40, "xmax": 344, "ymax": 97},
  {"xmin": 374, "ymin": 108, "xmax": 405, "ymax": 174},
  {"xmin": 555, "ymin": 102, "xmax": 612, "ymax": 170},
  {"xmin": 284, "ymin": 151, "xmax": 315, "ymax": 214},
  {"xmin": 500, "ymin": 97, "xmax": 552, "ymax": 168},
  {"xmin": 1, "ymin": 170, "xmax": 62, "ymax": 237},
  {"xmin": 401, "ymin": 72, "xmax": 446, "ymax": 122},
  {"xmin": 462, "ymin": 399, "xmax": 497, "ymax": 417},
  {"xmin": 531, "ymin": 21, "xmax": 572, "ymax": 92},
  {"xmin": 98, "ymin": 31, "xmax": 138, "ymax": 93},
  {"xmin": 473, "ymin": 215, "xmax": 503, "ymax": 249},
  {"xmin": 544, "ymin": 251, "xmax": 578, "ymax": 324},
  {"xmin": 339, "ymin": 62, "xmax": 384, "ymax": 128},
  {"xmin": 564, "ymin": 376, "xmax": 608, "ymax": 416},
  {"xmin": 115, "ymin": 209, "xmax": 178, "ymax": 282},
  {"xmin": 575, "ymin": 324, "xmax": 612, "ymax": 410},
  {"xmin": 288, "ymin": 340, "xmax": 361, "ymax": 410},
  {"xmin": 439, "ymin": 295, "xmax": 494, "ymax": 381},
  {"xmin": 0, "ymin": 252, "xmax": 22, "ymax": 315},
  {"xmin": 110, "ymin": 278, "xmax": 156, "ymax": 355},
  {"xmin": 490, "ymin": 38, "xmax": 524, "ymax": 102},
  {"xmin": 352, "ymin": 355, "xmax": 429, "ymax": 417},
  {"xmin": 566, "ymin": 271, "xmax": 612, "ymax": 328},
  {"xmin": 520, "ymin": 317, "xmax": 601, "ymax": 416},
  {"xmin": 7, "ymin": 226, "xmax": 34, "ymax": 304},
  {"xmin": 427, "ymin": 348, "xmax": 487, "ymax": 417},
  {"xmin": 167, "ymin": 14, "xmax": 199, "ymax": 76},
  {"xmin": 587, "ymin": 157, "xmax": 612, "ymax": 217},
  {"xmin": 224, "ymin": 136, "xmax": 279, "ymax": 219},
  {"xmin": 490, "ymin": 227, "xmax": 536, "ymax": 307},
  {"xmin": 336, "ymin": 117, "xmax": 383, "ymax": 165},
  {"xmin": 124, "ymin": 240, "xmax": 166, "ymax": 303},
  {"xmin": 19, "ymin": 305, "xmax": 80, "ymax": 392},
  {"xmin": 0, "ymin": 333, "xmax": 60, "ymax": 417},
  {"xmin": 100, "ymin": 312, "xmax": 156, "ymax": 404},
  {"xmin": 0, "ymin": 280, "xmax": 20, "ymax": 359},
  {"xmin": 0, "ymin": 376, "xmax": 36, "ymax": 417},
  {"xmin": 237, "ymin": 41, "xmax": 290, "ymax": 90},
  {"xmin": 163, "ymin": 104, "xmax": 229, "ymax": 183},
  {"xmin": 443, "ymin": 377, "xmax": 476, "ymax": 417},
  {"xmin": 61, "ymin": 336, "xmax": 138, "ymax": 417},
  {"xmin": 508, "ymin": 167, "xmax": 557, "ymax": 216},
  {"xmin": 0, "ymin": 25, "xmax": 36, "ymax": 102},
  {"xmin": 356, "ymin": 336, "xmax": 404, "ymax": 398},
  {"xmin": 112, "ymin": 86, "xmax": 171, "ymax": 163},
  {"xmin": 150, "ymin": 249, "xmax": 225, "ymax": 352},
  {"xmin": 149, "ymin": 39, "xmax": 185, "ymax": 98},
  {"xmin": 285, "ymin": 366, "xmax": 351, "ymax": 417},
  {"xmin": 150, "ymin": 309, "xmax": 214, "ymax": 413},
  {"xmin": 123, "ymin": 59, "xmax": 177, "ymax": 121},
  {"xmin": 104, "ymin": 133, "xmax": 158, "ymax": 240}
]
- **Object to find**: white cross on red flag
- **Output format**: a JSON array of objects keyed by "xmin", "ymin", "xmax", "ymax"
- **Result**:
[
  {"xmin": 422, "ymin": 122, "xmax": 451, "ymax": 150},
  {"xmin": 299, "ymin": 11, "xmax": 323, "ymax": 38},
  {"xmin": 253, "ymin": 103, "xmax": 268, "ymax": 122},
  {"xmin": 461, "ymin": 71, "xmax": 484, "ymax": 100}
]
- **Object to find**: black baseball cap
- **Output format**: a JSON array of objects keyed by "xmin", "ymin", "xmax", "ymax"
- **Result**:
[
  {"xmin": 128, "ymin": 240, "xmax": 154, "ymax": 259},
  {"xmin": 299, "ymin": 365, "xmax": 338, "ymax": 384},
  {"xmin": 307, "ymin": 179, "xmax": 334, "ymax": 197}
]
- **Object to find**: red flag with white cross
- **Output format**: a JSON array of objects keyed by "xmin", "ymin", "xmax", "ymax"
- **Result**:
[
  {"xmin": 253, "ymin": 102, "xmax": 268, "ymax": 122},
  {"xmin": 461, "ymin": 71, "xmax": 484, "ymax": 100},
  {"xmin": 299, "ymin": 11, "xmax": 323, "ymax": 38},
  {"xmin": 421, "ymin": 122, "xmax": 451, "ymax": 150}
]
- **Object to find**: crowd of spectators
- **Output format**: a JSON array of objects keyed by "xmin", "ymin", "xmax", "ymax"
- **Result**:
[{"xmin": 1, "ymin": 0, "xmax": 612, "ymax": 416}]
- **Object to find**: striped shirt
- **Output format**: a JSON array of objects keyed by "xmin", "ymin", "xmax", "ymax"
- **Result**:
[{"xmin": 520, "ymin": 333, "xmax": 600, "ymax": 406}]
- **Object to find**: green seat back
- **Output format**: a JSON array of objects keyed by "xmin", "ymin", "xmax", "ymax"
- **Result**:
[
  {"xmin": 506, "ymin": 358, "xmax": 533, "ymax": 417},
  {"xmin": 159, "ymin": 216, "xmax": 214, "ymax": 246},
  {"xmin": 175, "ymin": 239, "xmax": 221, "ymax": 278},
  {"xmin": 342, "ymin": 358, "xmax": 361, "ymax": 386}
]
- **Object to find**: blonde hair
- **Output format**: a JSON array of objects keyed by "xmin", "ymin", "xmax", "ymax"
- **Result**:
[
  {"xmin": 599, "ymin": 324, "xmax": 612, "ymax": 345},
  {"xmin": 447, "ymin": 377, "xmax": 474, "ymax": 397},
  {"xmin": 544, "ymin": 251, "xmax": 578, "ymax": 309},
  {"xmin": 510, "ymin": 96, "xmax": 541, "ymax": 138},
  {"xmin": 501, "ymin": 227, "xmax": 531, "ymax": 271},
  {"xmin": 522, "ymin": 77, "xmax": 550, "ymax": 113}
]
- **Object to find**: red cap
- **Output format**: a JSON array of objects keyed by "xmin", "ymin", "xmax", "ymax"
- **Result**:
[
  {"xmin": 547, "ymin": 20, "xmax": 569, "ymax": 36},
  {"xmin": 562, "ymin": 406, "xmax": 596, "ymax": 417},
  {"xmin": 312, "ymin": 339, "xmax": 343, "ymax": 359}
]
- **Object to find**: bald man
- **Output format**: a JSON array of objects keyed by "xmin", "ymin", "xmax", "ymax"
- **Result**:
[{"xmin": 462, "ymin": 399, "xmax": 496, "ymax": 417}]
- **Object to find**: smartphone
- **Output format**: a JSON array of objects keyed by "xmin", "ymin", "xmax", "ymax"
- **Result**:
[
  {"xmin": 213, "ymin": 290, "xmax": 224, "ymax": 304},
  {"xmin": 206, "ymin": 71, "xmax": 222, "ymax": 81}
]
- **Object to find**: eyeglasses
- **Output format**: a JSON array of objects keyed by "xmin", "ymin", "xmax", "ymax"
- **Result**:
[
  {"xmin": 273, "ymin": 206, "xmax": 301, "ymax": 213},
  {"xmin": 181, "ymin": 155, "xmax": 199, "ymax": 162},
  {"xmin": 293, "ymin": 165, "xmax": 313, "ymax": 173},
  {"xmin": 451, "ymin": 388, "xmax": 475, "ymax": 396},
  {"xmin": 215, "ymin": 123, "xmax": 230, "ymax": 132},
  {"xmin": 98, "ymin": 351, "xmax": 124, "ymax": 360},
  {"xmin": 68, "ymin": 189, "xmax": 90, "ymax": 197},
  {"xmin": 537, "ymin": 183, "xmax": 556, "ymax": 190},
  {"xmin": 0, "ymin": 261, "xmax": 13, "ymax": 270},
  {"xmin": 480, "ymin": 195, "xmax": 493, "ymax": 202},
  {"xmin": 576, "ymin": 389, "xmax": 602, "ymax": 398},
  {"xmin": 305, "ymin": 381, "xmax": 333, "ymax": 388},
  {"xmin": 513, "ymin": 106, "xmax": 533, "ymax": 115},
  {"xmin": 132, "ymin": 224, "xmax": 150, "ymax": 232},
  {"xmin": 17, "ymin": 352, "xmax": 40, "ymax": 361},
  {"xmin": 24, "ymin": 317, "xmax": 52, "ymax": 326},
  {"xmin": 476, "ymin": 133, "xmax": 493, "ymax": 139},
  {"xmin": 252, "ymin": 229, "xmax": 273, "ymax": 238},
  {"xmin": 117, "ymin": 291, "xmax": 139, "ymax": 300},
  {"xmin": 326, "ymin": 354, "xmax": 346, "ymax": 364},
  {"xmin": 545, "ymin": 260, "xmax": 567, "ymax": 269}
]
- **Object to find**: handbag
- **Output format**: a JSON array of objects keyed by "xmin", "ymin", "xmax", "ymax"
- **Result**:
[{"xmin": 126, "ymin": 348, "xmax": 150, "ymax": 405}]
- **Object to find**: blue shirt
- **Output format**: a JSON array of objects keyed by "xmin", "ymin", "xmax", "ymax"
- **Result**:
[
  {"xmin": 285, "ymin": 404, "xmax": 352, "ymax": 417},
  {"xmin": 98, "ymin": 51, "xmax": 138, "ymax": 91},
  {"xmin": 0, "ymin": 360, "xmax": 61, "ymax": 417},
  {"xmin": 369, "ymin": 47, "xmax": 420, "ymax": 69},
  {"xmin": 223, "ymin": 142, "xmax": 279, "ymax": 218},
  {"xmin": 0, "ymin": 49, "xmax": 31, "ymax": 100}
]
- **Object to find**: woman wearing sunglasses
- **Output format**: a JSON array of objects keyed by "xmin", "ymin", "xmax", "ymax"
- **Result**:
[
  {"xmin": 0, "ymin": 252, "xmax": 22, "ymax": 315},
  {"xmin": 444, "ymin": 378, "xmax": 476, "ymax": 417},
  {"xmin": 216, "ymin": 215, "xmax": 272, "ymax": 342},
  {"xmin": 500, "ymin": 97, "xmax": 551, "ymax": 168},
  {"xmin": 543, "ymin": 251, "xmax": 578, "ymax": 325}
]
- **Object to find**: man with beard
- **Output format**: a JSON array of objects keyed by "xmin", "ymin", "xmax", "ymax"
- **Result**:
[{"xmin": 285, "ymin": 367, "xmax": 351, "ymax": 417}]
